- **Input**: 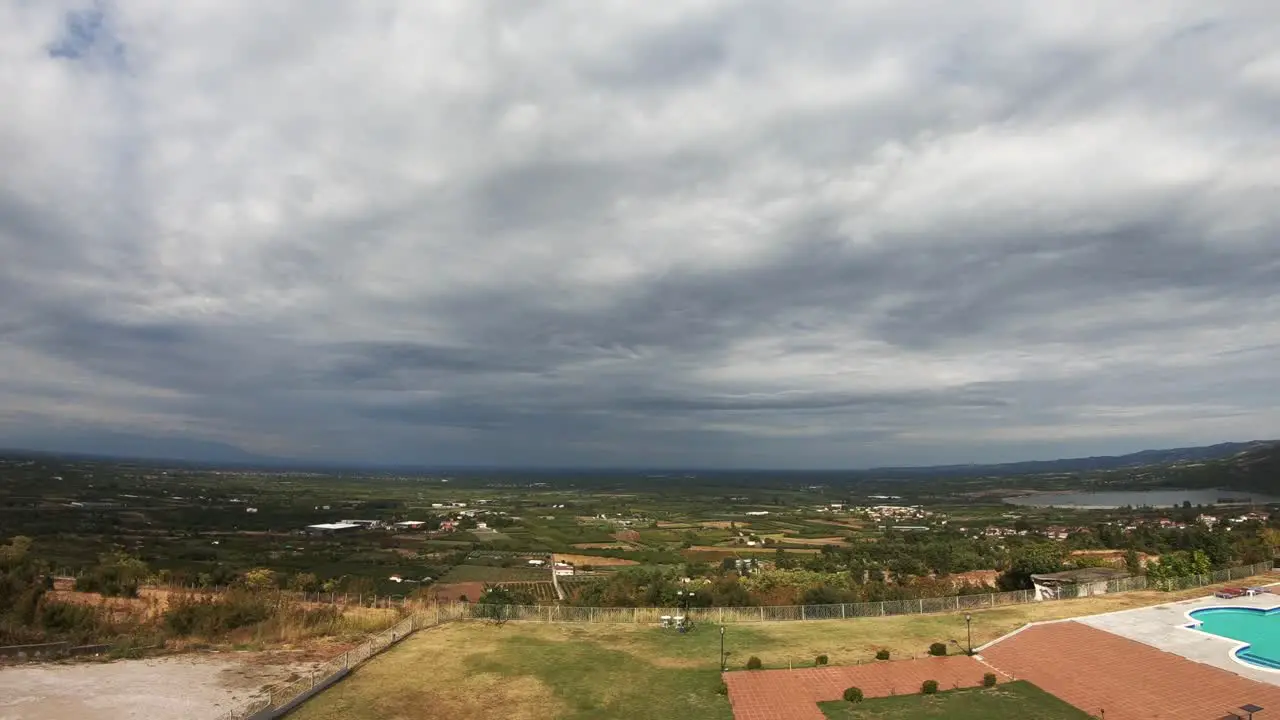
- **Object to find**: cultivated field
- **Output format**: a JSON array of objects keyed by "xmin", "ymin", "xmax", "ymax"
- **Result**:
[{"xmin": 552, "ymin": 553, "xmax": 640, "ymax": 567}]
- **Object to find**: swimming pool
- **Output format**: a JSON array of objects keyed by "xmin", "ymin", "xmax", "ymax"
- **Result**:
[{"xmin": 1187, "ymin": 607, "xmax": 1280, "ymax": 670}]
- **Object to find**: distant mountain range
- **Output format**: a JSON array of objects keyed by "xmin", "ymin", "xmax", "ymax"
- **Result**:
[
  {"xmin": 865, "ymin": 440, "xmax": 1280, "ymax": 478},
  {"xmin": 2, "ymin": 435, "xmax": 1278, "ymax": 484},
  {"xmin": 1159, "ymin": 441, "xmax": 1280, "ymax": 494}
]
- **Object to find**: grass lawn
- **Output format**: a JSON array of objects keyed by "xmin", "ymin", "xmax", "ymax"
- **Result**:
[
  {"xmin": 288, "ymin": 574, "xmax": 1273, "ymax": 719},
  {"xmin": 817, "ymin": 682, "xmax": 1092, "ymax": 719},
  {"xmin": 288, "ymin": 622, "xmax": 734, "ymax": 720}
]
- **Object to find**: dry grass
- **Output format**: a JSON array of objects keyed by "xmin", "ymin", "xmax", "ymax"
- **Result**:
[
  {"xmin": 289, "ymin": 622, "xmax": 733, "ymax": 720},
  {"xmin": 288, "ymin": 624, "xmax": 568, "ymax": 720}
]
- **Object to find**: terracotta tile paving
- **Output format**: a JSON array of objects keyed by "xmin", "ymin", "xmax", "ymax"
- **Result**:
[
  {"xmin": 980, "ymin": 620, "xmax": 1280, "ymax": 719},
  {"xmin": 723, "ymin": 656, "xmax": 987, "ymax": 720}
]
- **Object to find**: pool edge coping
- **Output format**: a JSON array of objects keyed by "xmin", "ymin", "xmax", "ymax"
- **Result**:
[{"xmin": 1181, "ymin": 602, "xmax": 1280, "ymax": 674}]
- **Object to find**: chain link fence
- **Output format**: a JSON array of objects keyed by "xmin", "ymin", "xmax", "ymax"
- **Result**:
[
  {"xmin": 451, "ymin": 560, "xmax": 1273, "ymax": 625},
  {"xmin": 217, "ymin": 614, "xmax": 420, "ymax": 720},
  {"xmin": 213, "ymin": 560, "xmax": 1272, "ymax": 718}
]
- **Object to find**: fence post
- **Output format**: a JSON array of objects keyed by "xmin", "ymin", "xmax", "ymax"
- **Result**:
[
  {"xmin": 759, "ymin": 606, "xmax": 765, "ymax": 622},
  {"xmin": 841, "ymin": 603, "xmax": 846, "ymax": 619},
  {"xmin": 719, "ymin": 607, "xmax": 724, "ymax": 624},
  {"xmin": 918, "ymin": 599, "xmax": 923, "ymax": 614},
  {"xmin": 879, "ymin": 601, "xmax": 885, "ymax": 617}
]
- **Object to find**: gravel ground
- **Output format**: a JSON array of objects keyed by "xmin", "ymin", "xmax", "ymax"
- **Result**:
[{"xmin": 0, "ymin": 654, "xmax": 304, "ymax": 720}]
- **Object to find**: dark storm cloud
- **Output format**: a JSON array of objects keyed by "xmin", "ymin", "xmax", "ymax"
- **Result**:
[{"xmin": 1, "ymin": 1, "xmax": 1279, "ymax": 467}]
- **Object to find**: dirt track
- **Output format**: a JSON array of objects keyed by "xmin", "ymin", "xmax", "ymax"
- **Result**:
[{"xmin": 0, "ymin": 654, "xmax": 306, "ymax": 720}]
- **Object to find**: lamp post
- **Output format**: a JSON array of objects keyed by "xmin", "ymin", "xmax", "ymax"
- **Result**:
[
  {"xmin": 965, "ymin": 614, "xmax": 973, "ymax": 655},
  {"xmin": 720, "ymin": 626, "xmax": 726, "ymax": 671}
]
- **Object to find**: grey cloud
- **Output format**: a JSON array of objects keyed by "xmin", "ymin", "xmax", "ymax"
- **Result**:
[{"xmin": 1, "ymin": 1, "xmax": 1278, "ymax": 468}]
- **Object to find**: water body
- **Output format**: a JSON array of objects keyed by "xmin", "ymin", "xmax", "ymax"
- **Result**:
[{"xmin": 1004, "ymin": 488, "xmax": 1280, "ymax": 509}]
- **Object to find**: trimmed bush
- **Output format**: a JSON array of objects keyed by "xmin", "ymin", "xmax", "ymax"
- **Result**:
[
  {"xmin": 983, "ymin": 672, "xmax": 998, "ymax": 688},
  {"xmin": 928, "ymin": 642, "xmax": 947, "ymax": 657},
  {"xmin": 921, "ymin": 679, "xmax": 939, "ymax": 695},
  {"xmin": 815, "ymin": 654, "xmax": 828, "ymax": 666},
  {"xmin": 716, "ymin": 680, "xmax": 728, "ymax": 695},
  {"xmin": 843, "ymin": 686, "xmax": 864, "ymax": 703},
  {"xmin": 875, "ymin": 648, "xmax": 890, "ymax": 661},
  {"xmin": 746, "ymin": 656, "xmax": 763, "ymax": 670}
]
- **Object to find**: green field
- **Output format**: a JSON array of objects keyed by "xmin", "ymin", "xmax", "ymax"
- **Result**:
[{"xmin": 817, "ymin": 682, "xmax": 1090, "ymax": 719}]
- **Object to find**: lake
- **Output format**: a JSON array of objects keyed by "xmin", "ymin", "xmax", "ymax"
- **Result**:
[{"xmin": 1004, "ymin": 488, "xmax": 1280, "ymax": 509}]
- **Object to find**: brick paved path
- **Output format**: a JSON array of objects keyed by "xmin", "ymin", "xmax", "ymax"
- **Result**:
[
  {"xmin": 723, "ymin": 656, "xmax": 987, "ymax": 720},
  {"xmin": 980, "ymin": 620, "xmax": 1280, "ymax": 719}
]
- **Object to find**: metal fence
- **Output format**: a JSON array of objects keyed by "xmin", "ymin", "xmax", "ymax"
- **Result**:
[
  {"xmin": 450, "ymin": 560, "xmax": 1274, "ymax": 625},
  {"xmin": 213, "ymin": 560, "xmax": 1272, "ymax": 718},
  {"xmin": 218, "ymin": 614, "xmax": 421, "ymax": 720}
]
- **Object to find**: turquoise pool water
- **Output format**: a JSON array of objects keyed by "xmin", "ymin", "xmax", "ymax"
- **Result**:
[{"xmin": 1188, "ymin": 607, "xmax": 1280, "ymax": 670}]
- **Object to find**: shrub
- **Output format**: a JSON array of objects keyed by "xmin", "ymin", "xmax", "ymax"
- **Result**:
[
  {"xmin": 746, "ymin": 656, "xmax": 763, "ymax": 670},
  {"xmin": 928, "ymin": 642, "xmax": 947, "ymax": 657},
  {"xmin": 875, "ymin": 648, "xmax": 890, "ymax": 661},
  {"xmin": 921, "ymin": 680, "xmax": 939, "ymax": 695},
  {"xmin": 843, "ymin": 686, "xmax": 864, "ymax": 703},
  {"xmin": 163, "ymin": 591, "xmax": 273, "ymax": 638},
  {"xmin": 815, "ymin": 654, "xmax": 828, "ymax": 666},
  {"xmin": 38, "ymin": 601, "xmax": 100, "ymax": 640},
  {"xmin": 983, "ymin": 672, "xmax": 997, "ymax": 688},
  {"xmin": 716, "ymin": 680, "xmax": 728, "ymax": 695}
]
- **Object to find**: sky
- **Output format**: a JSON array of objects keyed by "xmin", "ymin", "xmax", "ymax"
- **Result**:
[{"xmin": 2, "ymin": 1, "xmax": 1280, "ymax": 469}]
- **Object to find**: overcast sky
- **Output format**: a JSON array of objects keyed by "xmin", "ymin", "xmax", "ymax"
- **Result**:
[{"xmin": 2, "ymin": 2, "xmax": 1279, "ymax": 469}]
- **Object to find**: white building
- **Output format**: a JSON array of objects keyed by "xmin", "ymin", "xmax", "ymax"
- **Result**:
[{"xmin": 553, "ymin": 563, "xmax": 575, "ymax": 576}]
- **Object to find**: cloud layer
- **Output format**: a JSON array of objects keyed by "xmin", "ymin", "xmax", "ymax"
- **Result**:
[{"xmin": 3, "ymin": 1, "xmax": 1279, "ymax": 467}]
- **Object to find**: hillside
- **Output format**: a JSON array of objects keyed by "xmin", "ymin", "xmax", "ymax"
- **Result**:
[
  {"xmin": 1159, "ymin": 441, "xmax": 1280, "ymax": 494},
  {"xmin": 868, "ymin": 440, "xmax": 1278, "ymax": 479}
]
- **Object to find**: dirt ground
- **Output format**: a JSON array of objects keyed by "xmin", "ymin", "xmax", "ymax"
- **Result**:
[{"xmin": 0, "ymin": 653, "xmax": 310, "ymax": 720}]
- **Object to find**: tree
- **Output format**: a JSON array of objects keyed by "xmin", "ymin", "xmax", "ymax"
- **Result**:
[
  {"xmin": 288, "ymin": 572, "xmax": 319, "ymax": 593},
  {"xmin": 998, "ymin": 544, "xmax": 1066, "ymax": 590},
  {"xmin": 476, "ymin": 585, "xmax": 537, "ymax": 625},
  {"xmin": 1, "ymin": 537, "xmax": 47, "ymax": 637},
  {"xmin": 238, "ymin": 568, "xmax": 277, "ymax": 592},
  {"xmin": 1124, "ymin": 549, "xmax": 1142, "ymax": 574},
  {"xmin": 75, "ymin": 552, "xmax": 149, "ymax": 598}
]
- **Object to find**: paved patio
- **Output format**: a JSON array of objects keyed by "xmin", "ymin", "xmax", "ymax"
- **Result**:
[
  {"xmin": 979, "ymin": 620, "xmax": 1280, "ymax": 719},
  {"xmin": 1077, "ymin": 592, "xmax": 1280, "ymax": 685},
  {"xmin": 724, "ymin": 656, "xmax": 987, "ymax": 720}
]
